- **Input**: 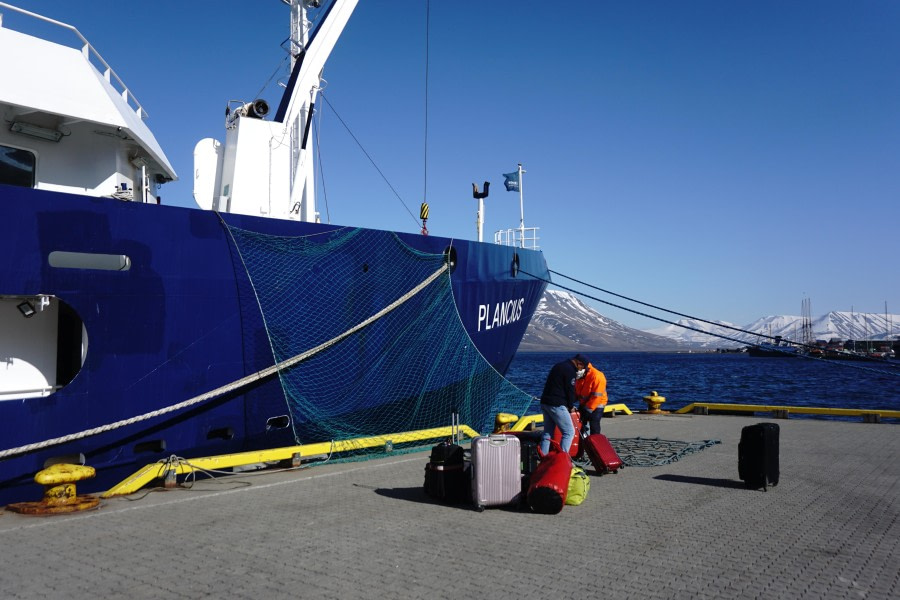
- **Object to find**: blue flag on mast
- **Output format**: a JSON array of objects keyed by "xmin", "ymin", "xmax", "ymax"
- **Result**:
[{"xmin": 503, "ymin": 171, "xmax": 519, "ymax": 192}]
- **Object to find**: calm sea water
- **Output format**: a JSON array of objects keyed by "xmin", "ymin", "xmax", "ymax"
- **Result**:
[{"xmin": 505, "ymin": 352, "xmax": 900, "ymax": 419}]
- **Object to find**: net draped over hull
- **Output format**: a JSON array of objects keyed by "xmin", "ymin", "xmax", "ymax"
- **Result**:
[{"xmin": 225, "ymin": 225, "xmax": 532, "ymax": 450}]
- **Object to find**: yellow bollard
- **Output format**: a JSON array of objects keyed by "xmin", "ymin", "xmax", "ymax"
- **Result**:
[
  {"xmin": 6, "ymin": 464, "xmax": 101, "ymax": 515},
  {"xmin": 494, "ymin": 413, "xmax": 519, "ymax": 433},
  {"xmin": 642, "ymin": 391, "xmax": 667, "ymax": 414}
]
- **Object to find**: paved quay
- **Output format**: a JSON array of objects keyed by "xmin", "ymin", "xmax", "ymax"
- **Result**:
[{"xmin": 1, "ymin": 414, "xmax": 898, "ymax": 600}]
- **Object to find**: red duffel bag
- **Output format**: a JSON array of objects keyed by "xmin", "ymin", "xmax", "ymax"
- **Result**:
[{"xmin": 527, "ymin": 440, "xmax": 573, "ymax": 514}]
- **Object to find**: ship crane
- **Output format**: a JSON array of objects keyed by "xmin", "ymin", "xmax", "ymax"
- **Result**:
[{"xmin": 193, "ymin": 0, "xmax": 359, "ymax": 222}]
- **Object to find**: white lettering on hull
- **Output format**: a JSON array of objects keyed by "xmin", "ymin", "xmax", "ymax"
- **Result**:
[{"xmin": 477, "ymin": 297, "xmax": 525, "ymax": 332}]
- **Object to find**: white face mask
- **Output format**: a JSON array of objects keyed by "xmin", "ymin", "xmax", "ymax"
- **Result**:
[{"xmin": 575, "ymin": 368, "xmax": 586, "ymax": 379}]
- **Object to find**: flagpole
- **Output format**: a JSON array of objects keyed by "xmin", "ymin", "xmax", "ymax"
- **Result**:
[
  {"xmin": 517, "ymin": 163, "xmax": 526, "ymax": 248},
  {"xmin": 478, "ymin": 196, "xmax": 484, "ymax": 242}
]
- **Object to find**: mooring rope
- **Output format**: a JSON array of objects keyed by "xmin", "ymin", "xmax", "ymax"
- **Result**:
[
  {"xmin": 522, "ymin": 269, "xmax": 900, "ymax": 378},
  {"xmin": 552, "ymin": 269, "xmax": 900, "ymax": 369},
  {"xmin": 521, "ymin": 268, "xmax": 754, "ymax": 347},
  {"xmin": 549, "ymin": 269, "xmax": 777, "ymax": 344},
  {"xmin": 0, "ymin": 263, "xmax": 449, "ymax": 460}
]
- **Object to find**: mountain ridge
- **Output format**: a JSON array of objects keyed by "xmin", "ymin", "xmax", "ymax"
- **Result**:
[
  {"xmin": 519, "ymin": 290, "xmax": 685, "ymax": 352},
  {"xmin": 521, "ymin": 290, "xmax": 899, "ymax": 351}
]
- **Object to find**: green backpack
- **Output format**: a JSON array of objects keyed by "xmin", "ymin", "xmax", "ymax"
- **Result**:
[{"xmin": 565, "ymin": 466, "xmax": 590, "ymax": 506}]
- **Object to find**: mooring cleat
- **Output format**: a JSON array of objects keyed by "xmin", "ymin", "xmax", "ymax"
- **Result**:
[
  {"xmin": 642, "ymin": 391, "xmax": 667, "ymax": 414},
  {"xmin": 6, "ymin": 464, "xmax": 100, "ymax": 515}
]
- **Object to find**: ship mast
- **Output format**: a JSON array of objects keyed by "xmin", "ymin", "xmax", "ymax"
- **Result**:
[
  {"xmin": 281, "ymin": 0, "xmax": 359, "ymax": 223},
  {"xmin": 288, "ymin": 0, "xmax": 309, "ymax": 72},
  {"xmin": 196, "ymin": 0, "xmax": 358, "ymax": 220}
]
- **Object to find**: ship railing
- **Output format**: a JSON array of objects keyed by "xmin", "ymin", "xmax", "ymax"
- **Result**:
[
  {"xmin": 0, "ymin": 2, "xmax": 148, "ymax": 120},
  {"xmin": 493, "ymin": 227, "xmax": 540, "ymax": 250},
  {"xmin": 0, "ymin": 385, "xmax": 61, "ymax": 400}
]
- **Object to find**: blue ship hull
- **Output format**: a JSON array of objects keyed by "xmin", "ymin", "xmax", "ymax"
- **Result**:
[{"xmin": 0, "ymin": 184, "xmax": 548, "ymax": 506}]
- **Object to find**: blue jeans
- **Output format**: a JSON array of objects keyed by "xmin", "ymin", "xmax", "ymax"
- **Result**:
[{"xmin": 540, "ymin": 404, "xmax": 575, "ymax": 455}]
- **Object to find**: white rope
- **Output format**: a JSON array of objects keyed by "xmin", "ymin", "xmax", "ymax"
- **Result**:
[{"xmin": 0, "ymin": 263, "xmax": 449, "ymax": 460}]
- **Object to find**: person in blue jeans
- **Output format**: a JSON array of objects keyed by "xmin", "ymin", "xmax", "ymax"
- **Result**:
[{"xmin": 539, "ymin": 354, "xmax": 589, "ymax": 455}]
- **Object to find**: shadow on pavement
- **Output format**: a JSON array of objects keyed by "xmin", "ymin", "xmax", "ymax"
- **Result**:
[
  {"xmin": 372, "ymin": 486, "xmax": 528, "ymax": 511},
  {"xmin": 654, "ymin": 474, "xmax": 746, "ymax": 489},
  {"xmin": 371, "ymin": 485, "xmax": 434, "ymax": 504}
]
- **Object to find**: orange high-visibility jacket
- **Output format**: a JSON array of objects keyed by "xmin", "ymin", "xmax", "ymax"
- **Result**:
[{"xmin": 575, "ymin": 364, "xmax": 607, "ymax": 410}]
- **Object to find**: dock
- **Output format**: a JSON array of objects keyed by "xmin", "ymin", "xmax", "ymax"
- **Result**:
[{"xmin": 1, "ymin": 413, "xmax": 898, "ymax": 599}]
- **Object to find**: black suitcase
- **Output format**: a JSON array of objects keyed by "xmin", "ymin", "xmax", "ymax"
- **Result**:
[
  {"xmin": 738, "ymin": 422, "xmax": 779, "ymax": 490},
  {"xmin": 499, "ymin": 430, "xmax": 542, "ymax": 497},
  {"xmin": 424, "ymin": 414, "xmax": 470, "ymax": 504},
  {"xmin": 424, "ymin": 458, "xmax": 470, "ymax": 503},
  {"xmin": 521, "ymin": 440, "xmax": 540, "ymax": 477},
  {"xmin": 429, "ymin": 441, "xmax": 464, "ymax": 465},
  {"xmin": 500, "ymin": 430, "xmax": 543, "ymax": 475}
]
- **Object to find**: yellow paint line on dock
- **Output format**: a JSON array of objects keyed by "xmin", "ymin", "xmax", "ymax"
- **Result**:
[
  {"xmin": 676, "ymin": 402, "xmax": 899, "ymax": 420},
  {"xmin": 102, "ymin": 424, "xmax": 480, "ymax": 498}
]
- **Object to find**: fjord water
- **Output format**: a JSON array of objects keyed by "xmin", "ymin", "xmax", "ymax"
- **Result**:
[{"xmin": 506, "ymin": 352, "xmax": 900, "ymax": 418}]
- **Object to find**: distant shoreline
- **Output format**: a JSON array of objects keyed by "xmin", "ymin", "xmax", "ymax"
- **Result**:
[{"xmin": 516, "ymin": 348, "xmax": 733, "ymax": 354}]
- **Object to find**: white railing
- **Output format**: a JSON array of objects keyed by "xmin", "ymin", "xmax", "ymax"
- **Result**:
[
  {"xmin": 0, "ymin": 2, "xmax": 148, "ymax": 119},
  {"xmin": 494, "ymin": 227, "xmax": 540, "ymax": 250},
  {"xmin": 0, "ymin": 386, "xmax": 61, "ymax": 401}
]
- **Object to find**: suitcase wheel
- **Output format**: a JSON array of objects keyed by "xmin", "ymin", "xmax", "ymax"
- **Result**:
[{"xmin": 475, "ymin": 504, "xmax": 484, "ymax": 512}]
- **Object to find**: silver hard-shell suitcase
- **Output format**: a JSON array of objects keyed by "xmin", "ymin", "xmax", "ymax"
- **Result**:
[{"xmin": 470, "ymin": 434, "xmax": 521, "ymax": 511}]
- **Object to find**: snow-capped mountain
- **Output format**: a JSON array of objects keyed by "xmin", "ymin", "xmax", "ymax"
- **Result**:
[
  {"xmin": 521, "ymin": 290, "xmax": 899, "ymax": 351},
  {"xmin": 644, "ymin": 318, "xmax": 745, "ymax": 345},
  {"xmin": 646, "ymin": 311, "xmax": 900, "ymax": 348},
  {"xmin": 520, "ymin": 290, "xmax": 684, "ymax": 351}
]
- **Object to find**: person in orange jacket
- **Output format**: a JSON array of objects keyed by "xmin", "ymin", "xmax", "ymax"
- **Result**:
[{"xmin": 576, "ymin": 358, "xmax": 608, "ymax": 435}]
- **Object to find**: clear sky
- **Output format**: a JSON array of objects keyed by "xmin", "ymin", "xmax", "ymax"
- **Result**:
[{"xmin": 10, "ymin": 0, "xmax": 900, "ymax": 330}]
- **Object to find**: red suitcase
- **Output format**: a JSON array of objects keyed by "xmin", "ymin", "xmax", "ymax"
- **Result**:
[
  {"xmin": 551, "ymin": 409, "xmax": 583, "ymax": 460},
  {"xmin": 582, "ymin": 432, "xmax": 623, "ymax": 474}
]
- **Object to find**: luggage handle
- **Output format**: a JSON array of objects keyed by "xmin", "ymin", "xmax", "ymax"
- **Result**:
[{"xmin": 487, "ymin": 435, "xmax": 510, "ymax": 447}]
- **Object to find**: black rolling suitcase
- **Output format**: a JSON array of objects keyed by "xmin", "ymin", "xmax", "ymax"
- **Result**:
[
  {"xmin": 500, "ymin": 430, "xmax": 543, "ymax": 476},
  {"xmin": 738, "ymin": 422, "xmax": 779, "ymax": 490},
  {"xmin": 424, "ymin": 414, "xmax": 470, "ymax": 503},
  {"xmin": 500, "ymin": 430, "xmax": 543, "ymax": 500}
]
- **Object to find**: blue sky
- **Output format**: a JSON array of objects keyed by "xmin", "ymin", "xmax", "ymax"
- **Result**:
[{"xmin": 10, "ymin": 0, "xmax": 900, "ymax": 331}]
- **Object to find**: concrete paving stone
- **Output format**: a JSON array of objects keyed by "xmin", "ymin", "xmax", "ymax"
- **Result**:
[{"xmin": 2, "ymin": 414, "xmax": 898, "ymax": 599}]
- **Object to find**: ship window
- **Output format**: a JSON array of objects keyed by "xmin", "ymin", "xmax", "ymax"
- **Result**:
[
  {"xmin": 49, "ymin": 251, "xmax": 131, "ymax": 271},
  {"xmin": 266, "ymin": 415, "xmax": 291, "ymax": 430},
  {"xmin": 0, "ymin": 145, "xmax": 36, "ymax": 188}
]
